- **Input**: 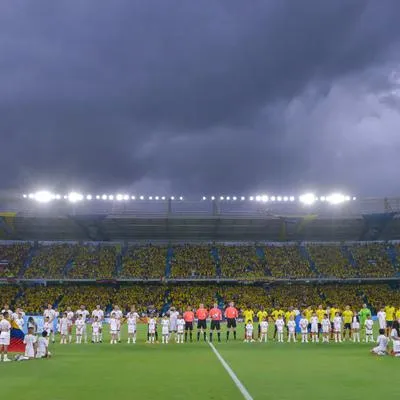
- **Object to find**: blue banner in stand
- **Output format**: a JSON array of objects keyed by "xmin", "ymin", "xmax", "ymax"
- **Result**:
[{"xmin": 23, "ymin": 315, "xmax": 58, "ymax": 334}]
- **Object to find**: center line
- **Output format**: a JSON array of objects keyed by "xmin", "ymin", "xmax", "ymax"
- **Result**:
[{"xmin": 208, "ymin": 342, "xmax": 254, "ymax": 400}]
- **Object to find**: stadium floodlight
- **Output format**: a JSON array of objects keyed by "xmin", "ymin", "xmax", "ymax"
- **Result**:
[
  {"xmin": 226, "ymin": 196, "xmax": 230, "ymax": 200},
  {"xmin": 320, "ymin": 196, "xmax": 326, "ymax": 202},
  {"xmin": 116, "ymin": 194, "xmax": 123, "ymax": 201},
  {"xmin": 102, "ymin": 194, "xmax": 107, "ymax": 200},
  {"xmin": 202, "ymin": 196, "xmax": 207, "ymax": 200},
  {"xmin": 211, "ymin": 196, "xmax": 215, "ymax": 200},
  {"xmin": 68, "ymin": 192, "xmax": 83, "ymax": 203},
  {"xmin": 352, "ymin": 196, "xmax": 357, "ymax": 201},
  {"xmin": 131, "ymin": 196, "xmax": 136, "ymax": 200},
  {"xmin": 249, "ymin": 196, "xmax": 254, "ymax": 201},
  {"xmin": 326, "ymin": 193, "xmax": 345, "ymax": 205},
  {"xmin": 255, "ymin": 195, "xmax": 261, "ymax": 202},
  {"xmin": 299, "ymin": 193, "xmax": 316, "ymax": 205},
  {"xmin": 140, "ymin": 196, "xmax": 144, "ymax": 200},
  {"xmin": 55, "ymin": 194, "xmax": 61, "ymax": 200},
  {"xmin": 123, "ymin": 194, "xmax": 129, "ymax": 201},
  {"xmin": 155, "ymin": 196, "xmax": 159, "ymax": 200},
  {"xmin": 289, "ymin": 196, "xmax": 295, "ymax": 202},
  {"xmin": 161, "ymin": 196, "xmax": 165, "ymax": 200},
  {"xmin": 86, "ymin": 194, "xmax": 92, "ymax": 200},
  {"xmin": 34, "ymin": 191, "xmax": 54, "ymax": 203},
  {"xmin": 277, "ymin": 196, "xmax": 282, "ymax": 202},
  {"xmin": 108, "ymin": 195, "xmax": 114, "ymax": 200},
  {"xmin": 283, "ymin": 196, "xmax": 288, "ymax": 202},
  {"xmin": 271, "ymin": 196, "xmax": 276, "ymax": 202},
  {"xmin": 261, "ymin": 195, "xmax": 268, "ymax": 202},
  {"xmin": 232, "ymin": 196, "xmax": 237, "ymax": 201},
  {"xmin": 28, "ymin": 193, "xmax": 34, "ymax": 199},
  {"xmin": 170, "ymin": 196, "xmax": 175, "ymax": 200},
  {"xmin": 149, "ymin": 196, "xmax": 153, "ymax": 200},
  {"xmin": 63, "ymin": 195, "xmax": 68, "ymax": 199},
  {"xmin": 345, "ymin": 196, "xmax": 351, "ymax": 201},
  {"xmin": 220, "ymin": 196, "xmax": 224, "ymax": 200},
  {"xmin": 96, "ymin": 195, "xmax": 100, "ymax": 200},
  {"xmin": 179, "ymin": 196, "xmax": 183, "ymax": 201},
  {"xmin": 22, "ymin": 194, "xmax": 27, "ymax": 198},
  {"xmin": 241, "ymin": 196, "xmax": 245, "ymax": 201}
]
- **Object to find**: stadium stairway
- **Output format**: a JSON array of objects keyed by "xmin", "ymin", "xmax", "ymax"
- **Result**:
[
  {"xmin": 341, "ymin": 245, "xmax": 357, "ymax": 268},
  {"xmin": 299, "ymin": 245, "xmax": 319, "ymax": 276},
  {"xmin": 18, "ymin": 244, "xmax": 36, "ymax": 277},
  {"xmin": 386, "ymin": 244, "xmax": 399, "ymax": 272},
  {"xmin": 114, "ymin": 245, "xmax": 124, "ymax": 276},
  {"xmin": 211, "ymin": 247, "xmax": 221, "ymax": 276},
  {"xmin": 165, "ymin": 247, "xmax": 173, "ymax": 278},
  {"xmin": 256, "ymin": 246, "xmax": 272, "ymax": 276}
]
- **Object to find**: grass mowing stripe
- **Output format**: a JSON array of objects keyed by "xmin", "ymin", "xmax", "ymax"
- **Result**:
[{"xmin": 208, "ymin": 341, "xmax": 254, "ymax": 400}]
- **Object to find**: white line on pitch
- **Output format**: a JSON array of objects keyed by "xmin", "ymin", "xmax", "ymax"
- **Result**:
[{"xmin": 208, "ymin": 342, "xmax": 254, "ymax": 400}]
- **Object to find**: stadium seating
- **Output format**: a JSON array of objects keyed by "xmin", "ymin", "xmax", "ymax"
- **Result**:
[
  {"xmin": 120, "ymin": 245, "xmax": 166, "ymax": 278},
  {"xmin": 169, "ymin": 245, "xmax": 216, "ymax": 278},
  {"xmin": 0, "ymin": 243, "xmax": 31, "ymax": 278}
]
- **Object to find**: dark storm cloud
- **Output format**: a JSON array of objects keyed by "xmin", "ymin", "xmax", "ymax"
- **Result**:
[{"xmin": 1, "ymin": 0, "xmax": 400, "ymax": 196}]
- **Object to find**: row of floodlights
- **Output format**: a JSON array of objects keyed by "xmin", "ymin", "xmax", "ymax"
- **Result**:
[
  {"xmin": 22, "ymin": 191, "xmax": 356, "ymax": 205},
  {"xmin": 23, "ymin": 191, "xmax": 184, "ymax": 203},
  {"xmin": 203, "ymin": 193, "xmax": 356, "ymax": 205}
]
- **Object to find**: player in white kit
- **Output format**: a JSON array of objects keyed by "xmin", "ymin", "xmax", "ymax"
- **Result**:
[
  {"xmin": 92, "ymin": 305, "xmax": 104, "ymax": 343},
  {"xmin": 127, "ymin": 309, "xmax": 140, "ymax": 344},
  {"xmin": 0, "ymin": 312, "xmax": 12, "ymax": 362},
  {"xmin": 59, "ymin": 312, "xmax": 69, "ymax": 344},
  {"xmin": 245, "ymin": 321, "xmax": 254, "ymax": 342},
  {"xmin": 275, "ymin": 317, "xmax": 285, "ymax": 343},
  {"xmin": 390, "ymin": 322, "xmax": 400, "ymax": 357},
  {"xmin": 148, "ymin": 317, "xmax": 157, "ymax": 344},
  {"xmin": 352, "ymin": 313, "xmax": 361, "ymax": 343},
  {"xmin": 76, "ymin": 306, "xmax": 90, "ymax": 344},
  {"xmin": 377, "ymin": 308, "xmax": 387, "ymax": 330},
  {"xmin": 176, "ymin": 315, "xmax": 185, "ymax": 344},
  {"xmin": 109, "ymin": 313, "xmax": 119, "ymax": 344},
  {"xmin": 14, "ymin": 311, "xmax": 25, "ymax": 331},
  {"xmin": 92, "ymin": 317, "xmax": 101, "ymax": 343},
  {"xmin": 36, "ymin": 331, "xmax": 51, "ymax": 358},
  {"xmin": 364, "ymin": 315, "xmax": 374, "ymax": 343},
  {"xmin": 371, "ymin": 329, "xmax": 388, "ymax": 356},
  {"xmin": 259, "ymin": 318, "xmax": 269, "ymax": 343},
  {"xmin": 310, "ymin": 313, "xmax": 319, "ymax": 343},
  {"xmin": 321, "ymin": 315, "xmax": 331, "ymax": 343},
  {"xmin": 287, "ymin": 316, "xmax": 297, "ymax": 343},
  {"xmin": 161, "ymin": 316, "xmax": 170, "ymax": 344},
  {"xmin": 75, "ymin": 315, "xmax": 85, "ymax": 344},
  {"xmin": 299, "ymin": 314, "xmax": 309, "ymax": 343},
  {"xmin": 333, "ymin": 312, "xmax": 343, "ymax": 343},
  {"xmin": 112, "ymin": 306, "xmax": 123, "ymax": 343},
  {"xmin": 65, "ymin": 307, "xmax": 74, "ymax": 343},
  {"xmin": 43, "ymin": 304, "xmax": 57, "ymax": 343},
  {"xmin": 24, "ymin": 327, "xmax": 37, "ymax": 359},
  {"xmin": 168, "ymin": 307, "xmax": 179, "ymax": 341}
]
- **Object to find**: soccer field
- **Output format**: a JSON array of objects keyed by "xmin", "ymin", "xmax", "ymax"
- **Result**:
[{"xmin": 1, "ymin": 325, "xmax": 399, "ymax": 400}]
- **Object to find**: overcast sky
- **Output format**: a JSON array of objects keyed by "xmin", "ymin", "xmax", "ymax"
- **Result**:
[{"xmin": 1, "ymin": 0, "xmax": 400, "ymax": 197}]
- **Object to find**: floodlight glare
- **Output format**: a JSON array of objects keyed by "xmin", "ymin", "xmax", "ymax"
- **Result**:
[
  {"xmin": 327, "ymin": 193, "xmax": 345, "ymax": 205},
  {"xmin": 55, "ymin": 194, "xmax": 61, "ymax": 200},
  {"xmin": 232, "ymin": 196, "xmax": 237, "ymax": 201},
  {"xmin": 352, "ymin": 197, "xmax": 357, "ymax": 201},
  {"xmin": 140, "ymin": 196, "xmax": 144, "ymax": 200},
  {"xmin": 299, "ymin": 193, "xmax": 316, "ymax": 205},
  {"xmin": 155, "ymin": 196, "xmax": 159, "ymax": 200},
  {"xmin": 277, "ymin": 196, "xmax": 282, "ymax": 202},
  {"xmin": 211, "ymin": 196, "xmax": 215, "ymax": 200},
  {"xmin": 261, "ymin": 195, "xmax": 268, "ymax": 202},
  {"xmin": 271, "ymin": 196, "xmax": 276, "ymax": 202},
  {"xmin": 34, "ymin": 191, "xmax": 54, "ymax": 203},
  {"xmin": 283, "ymin": 196, "xmax": 288, "ymax": 202},
  {"xmin": 102, "ymin": 194, "xmax": 107, "ymax": 200},
  {"xmin": 249, "ymin": 196, "xmax": 254, "ymax": 201},
  {"xmin": 289, "ymin": 196, "xmax": 295, "ymax": 202},
  {"xmin": 63, "ymin": 195, "xmax": 68, "ymax": 199},
  {"xmin": 241, "ymin": 196, "xmax": 245, "ymax": 201},
  {"xmin": 28, "ymin": 193, "xmax": 34, "ymax": 199},
  {"xmin": 220, "ymin": 196, "xmax": 224, "ymax": 200},
  {"xmin": 86, "ymin": 195, "xmax": 92, "ymax": 200},
  {"xmin": 22, "ymin": 194, "xmax": 27, "ymax": 198},
  {"xmin": 96, "ymin": 195, "xmax": 100, "ymax": 200},
  {"xmin": 149, "ymin": 196, "xmax": 153, "ymax": 200},
  {"xmin": 161, "ymin": 196, "xmax": 165, "ymax": 200},
  {"xmin": 116, "ymin": 194, "xmax": 123, "ymax": 201},
  {"xmin": 345, "ymin": 196, "xmax": 351, "ymax": 201},
  {"xmin": 320, "ymin": 196, "xmax": 326, "ymax": 202},
  {"xmin": 226, "ymin": 196, "xmax": 230, "ymax": 200},
  {"xmin": 170, "ymin": 196, "xmax": 175, "ymax": 200},
  {"xmin": 123, "ymin": 194, "xmax": 129, "ymax": 201},
  {"xmin": 68, "ymin": 192, "xmax": 83, "ymax": 203},
  {"xmin": 255, "ymin": 196, "xmax": 261, "ymax": 202},
  {"xmin": 131, "ymin": 196, "xmax": 136, "ymax": 200},
  {"xmin": 108, "ymin": 195, "xmax": 114, "ymax": 200},
  {"xmin": 202, "ymin": 196, "xmax": 207, "ymax": 200}
]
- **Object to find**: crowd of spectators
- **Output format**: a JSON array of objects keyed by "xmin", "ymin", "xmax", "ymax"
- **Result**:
[
  {"xmin": 25, "ymin": 243, "xmax": 76, "ymax": 278},
  {"xmin": 263, "ymin": 245, "xmax": 313, "ymax": 278},
  {"xmin": 0, "ymin": 243, "xmax": 31, "ymax": 278},
  {"xmin": 218, "ymin": 245, "xmax": 265, "ymax": 278},
  {"xmin": 168, "ymin": 285, "xmax": 218, "ymax": 310},
  {"xmin": 14, "ymin": 286, "xmax": 64, "ymax": 314},
  {"xmin": 113, "ymin": 285, "xmax": 165, "ymax": 312},
  {"xmin": 350, "ymin": 243, "xmax": 395, "ymax": 277},
  {"xmin": 307, "ymin": 244, "xmax": 353, "ymax": 278},
  {"xmin": 67, "ymin": 245, "xmax": 117, "ymax": 278},
  {"xmin": 121, "ymin": 245, "xmax": 166, "ymax": 278},
  {"xmin": 169, "ymin": 245, "xmax": 216, "ymax": 278}
]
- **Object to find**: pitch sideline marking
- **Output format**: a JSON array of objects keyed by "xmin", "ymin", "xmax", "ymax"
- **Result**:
[{"xmin": 208, "ymin": 342, "xmax": 254, "ymax": 400}]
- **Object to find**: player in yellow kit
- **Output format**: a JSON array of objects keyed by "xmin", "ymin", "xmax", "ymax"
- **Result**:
[
  {"xmin": 396, "ymin": 308, "xmax": 400, "ymax": 322},
  {"xmin": 316, "ymin": 305, "xmax": 326, "ymax": 338},
  {"xmin": 385, "ymin": 305, "xmax": 395, "ymax": 335},
  {"xmin": 342, "ymin": 306, "xmax": 353, "ymax": 341},
  {"xmin": 256, "ymin": 307, "xmax": 268, "ymax": 339},
  {"xmin": 304, "ymin": 307, "xmax": 313, "ymax": 333}
]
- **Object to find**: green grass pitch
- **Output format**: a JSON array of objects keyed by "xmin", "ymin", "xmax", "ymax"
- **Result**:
[{"xmin": 1, "ymin": 324, "xmax": 399, "ymax": 400}]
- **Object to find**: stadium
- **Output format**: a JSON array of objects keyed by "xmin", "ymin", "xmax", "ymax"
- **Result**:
[{"xmin": 1, "ymin": 193, "xmax": 400, "ymax": 399}]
